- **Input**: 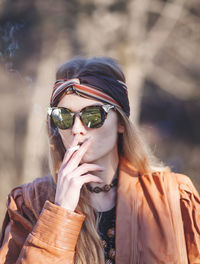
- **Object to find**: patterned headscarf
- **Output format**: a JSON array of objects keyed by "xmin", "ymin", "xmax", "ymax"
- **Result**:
[{"xmin": 50, "ymin": 72, "xmax": 130, "ymax": 117}]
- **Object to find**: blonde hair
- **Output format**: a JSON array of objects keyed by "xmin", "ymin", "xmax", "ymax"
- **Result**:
[
  {"xmin": 116, "ymin": 107, "xmax": 167, "ymax": 173},
  {"xmin": 47, "ymin": 57, "xmax": 168, "ymax": 263}
]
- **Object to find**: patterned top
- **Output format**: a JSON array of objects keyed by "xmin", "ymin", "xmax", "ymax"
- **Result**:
[{"xmin": 97, "ymin": 206, "xmax": 116, "ymax": 264}]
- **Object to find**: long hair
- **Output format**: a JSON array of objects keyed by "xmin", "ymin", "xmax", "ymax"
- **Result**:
[{"xmin": 46, "ymin": 56, "xmax": 167, "ymax": 264}]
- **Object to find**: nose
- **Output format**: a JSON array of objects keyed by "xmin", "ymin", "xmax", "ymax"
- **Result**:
[{"xmin": 71, "ymin": 114, "xmax": 87, "ymax": 135}]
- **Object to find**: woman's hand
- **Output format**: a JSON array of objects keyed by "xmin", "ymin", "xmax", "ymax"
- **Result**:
[{"xmin": 54, "ymin": 135, "xmax": 104, "ymax": 211}]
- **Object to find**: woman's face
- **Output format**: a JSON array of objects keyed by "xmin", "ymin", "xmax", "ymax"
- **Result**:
[{"xmin": 57, "ymin": 93, "xmax": 124, "ymax": 163}]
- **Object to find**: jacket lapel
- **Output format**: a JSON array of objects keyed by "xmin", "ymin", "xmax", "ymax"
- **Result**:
[
  {"xmin": 115, "ymin": 157, "xmax": 140, "ymax": 264},
  {"xmin": 115, "ymin": 157, "xmax": 188, "ymax": 264}
]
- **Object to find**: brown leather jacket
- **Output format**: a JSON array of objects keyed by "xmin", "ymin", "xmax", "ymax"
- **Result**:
[{"xmin": 0, "ymin": 156, "xmax": 200, "ymax": 264}]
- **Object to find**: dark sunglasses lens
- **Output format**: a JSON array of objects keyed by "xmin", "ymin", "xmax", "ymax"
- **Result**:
[
  {"xmin": 81, "ymin": 106, "xmax": 105, "ymax": 128},
  {"xmin": 52, "ymin": 108, "xmax": 73, "ymax": 129}
]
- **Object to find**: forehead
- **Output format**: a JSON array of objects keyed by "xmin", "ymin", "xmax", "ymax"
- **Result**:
[{"xmin": 57, "ymin": 93, "xmax": 103, "ymax": 111}]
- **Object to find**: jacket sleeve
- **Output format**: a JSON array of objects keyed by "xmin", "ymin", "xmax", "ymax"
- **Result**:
[
  {"xmin": 0, "ymin": 187, "xmax": 85, "ymax": 264},
  {"xmin": 177, "ymin": 175, "xmax": 200, "ymax": 263}
]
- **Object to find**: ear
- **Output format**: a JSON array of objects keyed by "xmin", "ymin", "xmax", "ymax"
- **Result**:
[{"xmin": 118, "ymin": 123, "xmax": 124, "ymax": 134}]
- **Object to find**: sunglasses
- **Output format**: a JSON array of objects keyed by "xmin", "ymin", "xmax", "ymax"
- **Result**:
[{"xmin": 47, "ymin": 104, "xmax": 115, "ymax": 129}]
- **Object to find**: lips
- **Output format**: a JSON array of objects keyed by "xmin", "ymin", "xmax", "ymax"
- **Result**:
[
  {"xmin": 68, "ymin": 141, "xmax": 83, "ymax": 152},
  {"xmin": 78, "ymin": 138, "xmax": 89, "ymax": 146},
  {"xmin": 68, "ymin": 138, "xmax": 91, "ymax": 152}
]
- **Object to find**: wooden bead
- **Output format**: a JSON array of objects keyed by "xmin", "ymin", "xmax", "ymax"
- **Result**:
[{"xmin": 107, "ymin": 227, "xmax": 115, "ymax": 238}]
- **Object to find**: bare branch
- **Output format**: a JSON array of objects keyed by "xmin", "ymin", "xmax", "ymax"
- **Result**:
[
  {"xmin": 142, "ymin": 0, "xmax": 185, "ymax": 60},
  {"xmin": 148, "ymin": 64, "xmax": 200, "ymax": 100}
]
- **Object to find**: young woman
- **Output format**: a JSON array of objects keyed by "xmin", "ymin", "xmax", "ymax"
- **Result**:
[{"xmin": 0, "ymin": 57, "xmax": 200, "ymax": 264}]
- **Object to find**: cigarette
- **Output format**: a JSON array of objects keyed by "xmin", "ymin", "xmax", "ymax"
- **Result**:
[{"xmin": 68, "ymin": 145, "xmax": 80, "ymax": 152}]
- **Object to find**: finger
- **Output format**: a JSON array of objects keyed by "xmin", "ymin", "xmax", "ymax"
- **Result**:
[
  {"xmin": 65, "ymin": 134, "xmax": 81, "ymax": 159},
  {"xmin": 59, "ymin": 137, "xmax": 93, "ymax": 174},
  {"xmin": 67, "ymin": 138, "xmax": 93, "ymax": 169},
  {"xmin": 70, "ymin": 174, "xmax": 103, "ymax": 187},
  {"xmin": 67, "ymin": 134, "xmax": 81, "ymax": 151},
  {"xmin": 59, "ymin": 135, "xmax": 81, "ymax": 172},
  {"xmin": 57, "ymin": 162, "xmax": 104, "ymax": 187},
  {"xmin": 79, "ymin": 174, "xmax": 103, "ymax": 185},
  {"xmin": 73, "ymin": 163, "xmax": 104, "ymax": 177}
]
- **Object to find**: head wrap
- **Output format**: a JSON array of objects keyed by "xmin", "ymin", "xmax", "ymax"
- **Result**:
[{"xmin": 50, "ymin": 72, "xmax": 130, "ymax": 117}]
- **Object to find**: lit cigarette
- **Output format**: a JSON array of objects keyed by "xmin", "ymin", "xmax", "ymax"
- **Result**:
[{"xmin": 68, "ymin": 145, "xmax": 80, "ymax": 152}]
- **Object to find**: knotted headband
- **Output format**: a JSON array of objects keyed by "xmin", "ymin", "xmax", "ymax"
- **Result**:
[{"xmin": 50, "ymin": 73, "xmax": 130, "ymax": 117}]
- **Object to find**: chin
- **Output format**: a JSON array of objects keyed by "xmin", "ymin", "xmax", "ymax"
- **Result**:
[
  {"xmin": 80, "ymin": 153, "xmax": 100, "ymax": 164},
  {"xmin": 80, "ymin": 156, "xmax": 94, "ymax": 164}
]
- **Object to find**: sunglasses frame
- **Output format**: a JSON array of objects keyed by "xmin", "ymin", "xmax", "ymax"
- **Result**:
[{"xmin": 47, "ymin": 104, "xmax": 115, "ymax": 129}]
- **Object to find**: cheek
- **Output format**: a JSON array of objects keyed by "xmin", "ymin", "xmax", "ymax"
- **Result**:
[
  {"xmin": 58, "ymin": 130, "xmax": 71, "ymax": 148},
  {"xmin": 90, "ymin": 121, "xmax": 119, "ymax": 153}
]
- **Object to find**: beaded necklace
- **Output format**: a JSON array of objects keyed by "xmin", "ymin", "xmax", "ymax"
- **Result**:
[{"xmin": 86, "ymin": 165, "xmax": 119, "ymax": 193}]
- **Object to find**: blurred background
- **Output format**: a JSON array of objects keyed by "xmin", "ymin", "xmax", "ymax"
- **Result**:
[{"xmin": 0, "ymin": 0, "xmax": 199, "ymax": 224}]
